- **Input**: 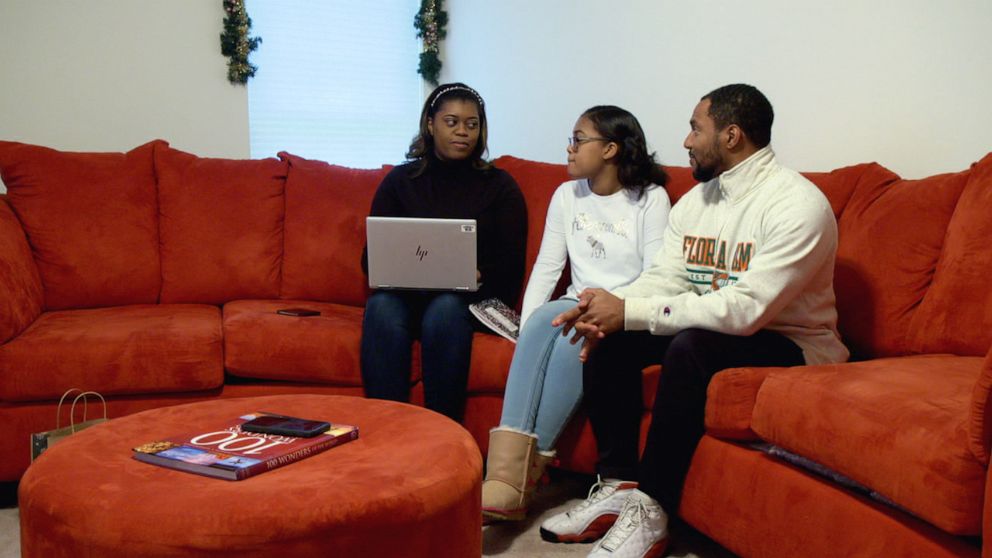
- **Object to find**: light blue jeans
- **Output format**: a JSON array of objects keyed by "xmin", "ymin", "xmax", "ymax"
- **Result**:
[{"xmin": 499, "ymin": 298, "xmax": 583, "ymax": 452}]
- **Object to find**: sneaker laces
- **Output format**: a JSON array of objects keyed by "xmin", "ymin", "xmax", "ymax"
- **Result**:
[
  {"xmin": 568, "ymin": 475, "xmax": 618, "ymax": 517},
  {"xmin": 600, "ymin": 496, "xmax": 649, "ymax": 551}
]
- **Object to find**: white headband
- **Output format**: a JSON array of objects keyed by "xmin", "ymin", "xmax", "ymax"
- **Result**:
[{"xmin": 430, "ymin": 85, "xmax": 484, "ymax": 109}]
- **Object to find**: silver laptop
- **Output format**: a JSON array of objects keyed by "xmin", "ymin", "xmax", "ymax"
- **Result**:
[{"xmin": 366, "ymin": 217, "xmax": 479, "ymax": 291}]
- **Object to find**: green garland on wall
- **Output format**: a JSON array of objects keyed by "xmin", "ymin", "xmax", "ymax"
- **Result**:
[
  {"xmin": 414, "ymin": 0, "xmax": 447, "ymax": 85},
  {"xmin": 220, "ymin": 0, "xmax": 262, "ymax": 85}
]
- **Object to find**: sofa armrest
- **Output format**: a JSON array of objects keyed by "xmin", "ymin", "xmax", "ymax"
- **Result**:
[
  {"xmin": 969, "ymin": 345, "xmax": 992, "ymax": 466},
  {"xmin": 705, "ymin": 366, "xmax": 791, "ymax": 440},
  {"xmin": 0, "ymin": 195, "xmax": 43, "ymax": 343}
]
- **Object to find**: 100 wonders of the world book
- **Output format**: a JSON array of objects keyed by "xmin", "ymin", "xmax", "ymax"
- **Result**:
[{"xmin": 132, "ymin": 412, "xmax": 358, "ymax": 480}]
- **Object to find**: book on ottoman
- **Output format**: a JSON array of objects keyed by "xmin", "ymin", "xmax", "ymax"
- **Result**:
[{"xmin": 132, "ymin": 412, "xmax": 358, "ymax": 480}]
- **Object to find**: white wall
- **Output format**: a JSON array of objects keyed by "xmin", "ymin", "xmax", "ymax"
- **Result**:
[
  {"xmin": 0, "ymin": 1, "xmax": 249, "ymax": 192},
  {"xmin": 442, "ymin": 0, "xmax": 992, "ymax": 178},
  {"xmin": 2, "ymin": 0, "xmax": 988, "ymax": 194}
]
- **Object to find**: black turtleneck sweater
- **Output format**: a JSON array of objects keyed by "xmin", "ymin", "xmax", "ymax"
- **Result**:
[{"xmin": 362, "ymin": 156, "xmax": 528, "ymax": 307}]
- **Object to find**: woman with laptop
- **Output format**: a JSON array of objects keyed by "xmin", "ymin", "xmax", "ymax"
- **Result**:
[
  {"xmin": 360, "ymin": 83, "xmax": 527, "ymax": 421},
  {"xmin": 482, "ymin": 106, "xmax": 671, "ymax": 523}
]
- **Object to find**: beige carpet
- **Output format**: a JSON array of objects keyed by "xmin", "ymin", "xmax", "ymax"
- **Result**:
[
  {"xmin": 0, "ymin": 507, "xmax": 16, "ymax": 558},
  {"xmin": 1, "ymin": 474, "xmax": 735, "ymax": 557}
]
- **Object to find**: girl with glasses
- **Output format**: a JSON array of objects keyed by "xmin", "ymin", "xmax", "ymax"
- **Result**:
[{"xmin": 483, "ymin": 106, "xmax": 671, "ymax": 522}]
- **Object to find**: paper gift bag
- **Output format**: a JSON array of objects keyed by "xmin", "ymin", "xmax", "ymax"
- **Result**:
[{"xmin": 31, "ymin": 389, "xmax": 108, "ymax": 461}]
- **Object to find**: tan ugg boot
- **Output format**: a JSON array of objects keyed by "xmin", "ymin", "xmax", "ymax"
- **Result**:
[{"xmin": 482, "ymin": 428, "xmax": 555, "ymax": 522}]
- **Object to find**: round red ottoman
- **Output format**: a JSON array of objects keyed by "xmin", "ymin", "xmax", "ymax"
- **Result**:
[{"xmin": 19, "ymin": 395, "xmax": 482, "ymax": 557}]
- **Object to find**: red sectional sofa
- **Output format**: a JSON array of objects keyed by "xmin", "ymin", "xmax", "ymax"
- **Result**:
[{"xmin": 1, "ymin": 139, "xmax": 991, "ymax": 557}]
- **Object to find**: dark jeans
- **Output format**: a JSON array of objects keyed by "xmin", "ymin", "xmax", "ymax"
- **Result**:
[
  {"xmin": 360, "ymin": 290, "xmax": 475, "ymax": 421},
  {"xmin": 583, "ymin": 328, "xmax": 804, "ymax": 511}
]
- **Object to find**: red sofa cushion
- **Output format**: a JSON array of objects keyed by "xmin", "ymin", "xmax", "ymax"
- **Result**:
[
  {"xmin": 223, "ymin": 299, "xmax": 367, "ymax": 385},
  {"xmin": 833, "ymin": 167, "xmax": 969, "ymax": 358},
  {"xmin": 802, "ymin": 162, "xmax": 881, "ymax": 220},
  {"xmin": 465, "ymin": 333, "xmax": 516, "ymax": 392},
  {"xmin": 0, "ymin": 198, "xmax": 42, "ymax": 344},
  {"xmin": 0, "ymin": 304, "xmax": 223, "ymax": 402},
  {"xmin": 156, "ymin": 145, "xmax": 287, "ymax": 305},
  {"xmin": 907, "ymin": 152, "xmax": 992, "ymax": 356},
  {"xmin": 704, "ymin": 366, "xmax": 789, "ymax": 440},
  {"xmin": 968, "ymin": 349, "xmax": 992, "ymax": 465},
  {"xmin": 681, "ymin": 436, "xmax": 980, "ymax": 558},
  {"xmin": 278, "ymin": 153, "xmax": 388, "ymax": 306},
  {"xmin": 0, "ymin": 140, "xmax": 161, "ymax": 310},
  {"xmin": 661, "ymin": 165, "xmax": 698, "ymax": 205},
  {"xmin": 751, "ymin": 355, "xmax": 986, "ymax": 535}
]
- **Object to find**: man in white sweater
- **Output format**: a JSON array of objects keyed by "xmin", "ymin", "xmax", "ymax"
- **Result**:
[{"xmin": 540, "ymin": 84, "xmax": 849, "ymax": 558}]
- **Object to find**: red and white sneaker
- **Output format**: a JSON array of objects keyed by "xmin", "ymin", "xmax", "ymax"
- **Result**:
[
  {"xmin": 586, "ymin": 489, "xmax": 669, "ymax": 558},
  {"xmin": 540, "ymin": 476, "xmax": 638, "ymax": 543}
]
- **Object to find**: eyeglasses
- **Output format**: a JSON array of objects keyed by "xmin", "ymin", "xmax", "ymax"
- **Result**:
[{"xmin": 567, "ymin": 136, "xmax": 609, "ymax": 149}]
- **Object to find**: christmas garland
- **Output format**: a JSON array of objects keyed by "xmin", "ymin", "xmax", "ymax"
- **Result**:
[
  {"xmin": 220, "ymin": 0, "xmax": 262, "ymax": 85},
  {"xmin": 414, "ymin": 0, "xmax": 447, "ymax": 85}
]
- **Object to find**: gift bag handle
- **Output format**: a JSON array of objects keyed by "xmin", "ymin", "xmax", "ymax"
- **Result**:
[
  {"xmin": 70, "ymin": 392, "xmax": 107, "ymax": 433},
  {"xmin": 55, "ymin": 388, "xmax": 85, "ymax": 430},
  {"xmin": 56, "ymin": 390, "xmax": 108, "ymax": 433}
]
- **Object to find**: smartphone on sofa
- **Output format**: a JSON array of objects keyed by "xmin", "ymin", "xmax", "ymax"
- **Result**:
[{"xmin": 276, "ymin": 308, "xmax": 321, "ymax": 317}]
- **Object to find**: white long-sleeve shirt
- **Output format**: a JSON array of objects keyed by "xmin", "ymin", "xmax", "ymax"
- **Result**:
[
  {"xmin": 520, "ymin": 179, "xmax": 670, "ymax": 327},
  {"xmin": 614, "ymin": 147, "xmax": 849, "ymax": 365}
]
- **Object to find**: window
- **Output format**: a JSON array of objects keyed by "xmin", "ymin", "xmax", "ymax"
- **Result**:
[{"xmin": 246, "ymin": 0, "xmax": 422, "ymax": 168}]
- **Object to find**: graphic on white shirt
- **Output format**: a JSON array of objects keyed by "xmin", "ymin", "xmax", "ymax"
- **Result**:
[
  {"xmin": 573, "ymin": 213, "xmax": 630, "ymax": 239},
  {"xmin": 586, "ymin": 236, "xmax": 605, "ymax": 259},
  {"xmin": 711, "ymin": 271, "xmax": 731, "ymax": 291},
  {"xmin": 682, "ymin": 235, "xmax": 756, "ymax": 290}
]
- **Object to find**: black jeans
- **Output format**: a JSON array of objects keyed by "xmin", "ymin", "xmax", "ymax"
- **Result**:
[{"xmin": 583, "ymin": 328, "xmax": 804, "ymax": 511}]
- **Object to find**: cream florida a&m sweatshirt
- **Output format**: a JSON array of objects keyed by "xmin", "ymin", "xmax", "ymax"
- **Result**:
[{"xmin": 613, "ymin": 147, "xmax": 849, "ymax": 365}]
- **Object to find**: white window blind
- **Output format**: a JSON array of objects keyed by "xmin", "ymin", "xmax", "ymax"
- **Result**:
[{"xmin": 246, "ymin": 0, "xmax": 422, "ymax": 168}]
